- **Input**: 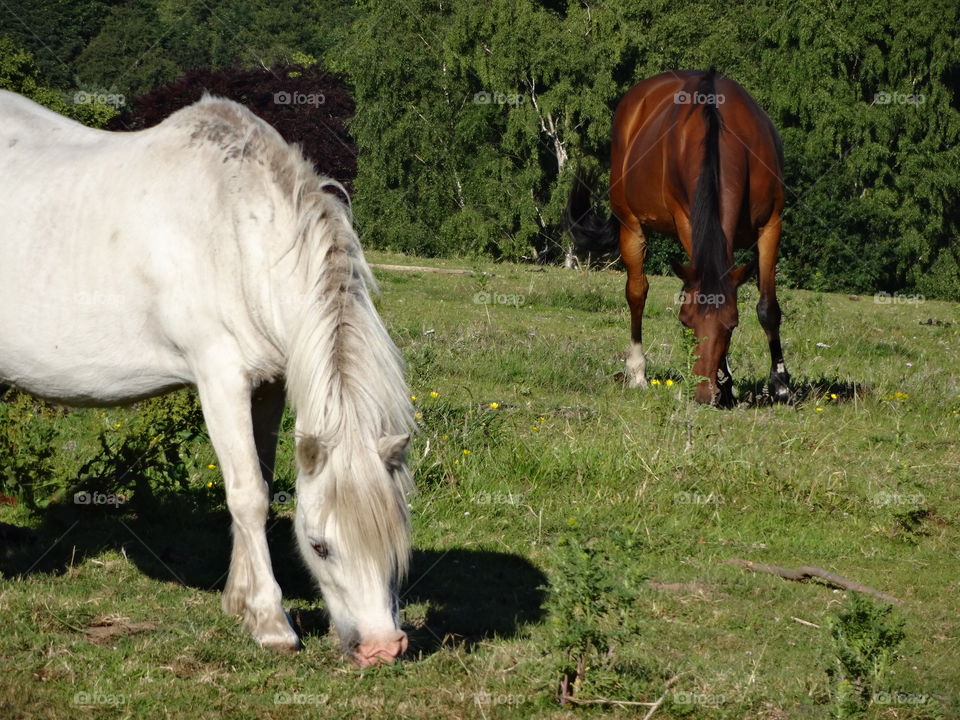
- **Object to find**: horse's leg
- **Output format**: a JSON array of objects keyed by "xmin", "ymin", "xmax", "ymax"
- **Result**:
[
  {"xmin": 223, "ymin": 379, "xmax": 286, "ymax": 618},
  {"xmin": 621, "ymin": 218, "xmax": 650, "ymax": 388},
  {"xmin": 197, "ymin": 363, "xmax": 298, "ymax": 651},
  {"xmin": 755, "ymin": 214, "xmax": 790, "ymax": 401}
]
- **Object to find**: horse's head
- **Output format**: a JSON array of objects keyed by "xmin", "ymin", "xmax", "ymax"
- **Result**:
[
  {"xmin": 293, "ymin": 432, "xmax": 411, "ymax": 667},
  {"xmin": 673, "ymin": 261, "xmax": 753, "ymax": 405}
]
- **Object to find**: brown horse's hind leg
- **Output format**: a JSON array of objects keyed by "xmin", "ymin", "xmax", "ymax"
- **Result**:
[
  {"xmin": 755, "ymin": 214, "xmax": 790, "ymax": 401},
  {"xmin": 621, "ymin": 218, "xmax": 649, "ymax": 388}
]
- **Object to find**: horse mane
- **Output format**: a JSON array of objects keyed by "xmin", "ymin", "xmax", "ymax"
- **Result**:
[
  {"xmin": 175, "ymin": 96, "xmax": 414, "ymax": 579},
  {"xmin": 689, "ymin": 67, "xmax": 732, "ymax": 310}
]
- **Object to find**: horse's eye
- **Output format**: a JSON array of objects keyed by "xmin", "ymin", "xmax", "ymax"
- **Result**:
[{"xmin": 312, "ymin": 543, "xmax": 329, "ymax": 559}]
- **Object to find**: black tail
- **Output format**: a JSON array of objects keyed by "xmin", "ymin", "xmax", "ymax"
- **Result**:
[
  {"xmin": 564, "ymin": 166, "xmax": 619, "ymax": 255},
  {"xmin": 690, "ymin": 67, "xmax": 729, "ymax": 302}
]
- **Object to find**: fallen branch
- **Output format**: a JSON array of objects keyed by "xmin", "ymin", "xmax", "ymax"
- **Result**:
[
  {"xmin": 558, "ymin": 674, "xmax": 681, "ymax": 714},
  {"xmin": 370, "ymin": 263, "xmax": 474, "ymax": 275},
  {"xmin": 724, "ymin": 557, "xmax": 902, "ymax": 605}
]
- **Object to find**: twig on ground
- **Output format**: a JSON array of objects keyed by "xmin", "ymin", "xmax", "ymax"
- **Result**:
[
  {"xmin": 558, "ymin": 673, "xmax": 682, "ymax": 715},
  {"xmin": 724, "ymin": 557, "xmax": 902, "ymax": 605}
]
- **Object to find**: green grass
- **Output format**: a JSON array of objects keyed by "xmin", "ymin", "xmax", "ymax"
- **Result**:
[{"xmin": 2, "ymin": 250, "xmax": 959, "ymax": 719}]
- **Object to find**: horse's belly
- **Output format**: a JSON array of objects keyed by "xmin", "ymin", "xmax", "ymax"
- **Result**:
[{"xmin": 0, "ymin": 321, "xmax": 193, "ymax": 406}]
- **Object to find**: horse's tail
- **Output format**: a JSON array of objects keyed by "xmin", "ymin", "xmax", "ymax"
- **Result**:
[
  {"xmin": 564, "ymin": 166, "xmax": 619, "ymax": 255},
  {"xmin": 690, "ymin": 67, "xmax": 729, "ymax": 302}
]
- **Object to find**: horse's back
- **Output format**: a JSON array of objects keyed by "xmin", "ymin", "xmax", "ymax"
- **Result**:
[
  {"xmin": 612, "ymin": 71, "xmax": 783, "ymax": 233},
  {"xmin": 0, "ymin": 90, "xmax": 107, "ymax": 148},
  {"xmin": 0, "ymin": 93, "xmax": 295, "ymax": 406}
]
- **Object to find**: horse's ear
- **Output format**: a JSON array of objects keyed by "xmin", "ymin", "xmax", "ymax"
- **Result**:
[
  {"xmin": 297, "ymin": 435, "xmax": 327, "ymax": 475},
  {"xmin": 672, "ymin": 260, "xmax": 696, "ymax": 286},
  {"xmin": 729, "ymin": 261, "xmax": 756, "ymax": 288},
  {"xmin": 378, "ymin": 434, "xmax": 410, "ymax": 471}
]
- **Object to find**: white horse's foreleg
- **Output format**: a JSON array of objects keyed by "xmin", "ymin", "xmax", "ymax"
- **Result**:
[{"xmin": 197, "ymin": 362, "xmax": 298, "ymax": 651}]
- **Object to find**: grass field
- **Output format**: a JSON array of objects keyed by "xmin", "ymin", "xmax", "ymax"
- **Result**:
[{"xmin": 1, "ymin": 250, "xmax": 958, "ymax": 719}]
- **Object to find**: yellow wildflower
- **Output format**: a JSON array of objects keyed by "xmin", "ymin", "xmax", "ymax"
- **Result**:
[
  {"xmin": 462, "ymin": 449, "xmax": 471, "ymax": 455},
  {"xmin": 489, "ymin": 402, "xmax": 499, "ymax": 409},
  {"xmin": 665, "ymin": 379, "xmax": 674, "ymax": 386},
  {"xmin": 650, "ymin": 379, "xmax": 661, "ymax": 385},
  {"xmin": 429, "ymin": 391, "xmax": 439, "ymax": 398},
  {"xmin": 207, "ymin": 463, "xmax": 217, "ymax": 470}
]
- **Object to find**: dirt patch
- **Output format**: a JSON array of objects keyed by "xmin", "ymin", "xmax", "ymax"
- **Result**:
[{"xmin": 84, "ymin": 616, "xmax": 157, "ymax": 645}]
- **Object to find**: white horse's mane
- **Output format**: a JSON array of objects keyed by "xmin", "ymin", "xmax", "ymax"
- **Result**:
[{"xmin": 173, "ymin": 96, "xmax": 415, "ymax": 578}]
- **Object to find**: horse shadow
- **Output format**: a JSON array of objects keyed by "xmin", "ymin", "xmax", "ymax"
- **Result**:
[
  {"xmin": 734, "ymin": 375, "xmax": 866, "ymax": 408},
  {"xmin": 613, "ymin": 369, "xmax": 865, "ymax": 410},
  {"xmin": 0, "ymin": 492, "xmax": 547, "ymax": 657}
]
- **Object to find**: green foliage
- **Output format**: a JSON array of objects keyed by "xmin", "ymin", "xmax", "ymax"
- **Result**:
[
  {"xmin": 826, "ymin": 593, "xmax": 907, "ymax": 718},
  {"xmin": 0, "ymin": 389, "xmax": 206, "ymax": 513},
  {"xmin": 0, "ymin": 392, "xmax": 59, "ymax": 511},
  {"xmin": 69, "ymin": 0, "xmax": 356, "ymax": 100},
  {"xmin": 542, "ymin": 530, "xmax": 653, "ymax": 702},
  {"xmin": 339, "ymin": 0, "xmax": 960, "ymax": 298},
  {"xmin": 757, "ymin": 0, "xmax": 960, "ymax": 301},
  {"xmin": 0, "ymin": 37, "xmax": 117, "ymax": 127},
  {"xmin": 339, "ymin": 0, "xmax": 644, "ymax": 261},
  {"xmin": 73, "ymin": 391, "xmax": 206, "ymax": 506}
]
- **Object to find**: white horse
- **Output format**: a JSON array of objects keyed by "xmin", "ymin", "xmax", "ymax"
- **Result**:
[{"xmin": 0, "ymin": 90, "xmax": 414, "ymax": 666}]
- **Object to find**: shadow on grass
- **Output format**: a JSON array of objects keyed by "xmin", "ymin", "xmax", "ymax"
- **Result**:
[
  {"xmin": 0, "ymin": 492, "xmax": 547, "ymax": 656},
  {"xmin": 734, "ymin": 375, "xmax": 868, "ymax": 408},
  {"xmin": 612, "ymin": 370, "xmax": 867, "ymax": 410}
]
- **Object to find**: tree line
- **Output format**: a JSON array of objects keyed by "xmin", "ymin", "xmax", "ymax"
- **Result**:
[{"xmin": 2, "ymin": 0, "xmax": 957, "ymax": 299}]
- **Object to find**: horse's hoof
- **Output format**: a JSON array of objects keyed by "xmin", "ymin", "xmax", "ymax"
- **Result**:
[
  {"xmin": 256, "ymin": 624, "xmax": 302, "ymax": 652},
  {"xmin": 260, "ymin": 636, "xmax": 301, "ymax": 653},
  {"xmin": 772, "ymin": 385, "xmax": 791, "ymax": 403}
]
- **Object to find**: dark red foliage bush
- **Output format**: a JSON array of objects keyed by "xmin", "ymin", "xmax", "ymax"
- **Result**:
[{"xmin": 108, "ymin": 64, "xmax": 356, "ymax": 191}]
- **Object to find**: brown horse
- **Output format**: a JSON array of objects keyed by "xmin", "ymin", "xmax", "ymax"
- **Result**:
[{"xmin": 567, "ymin": 68, "xmax": 790, "ymax": 406}]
